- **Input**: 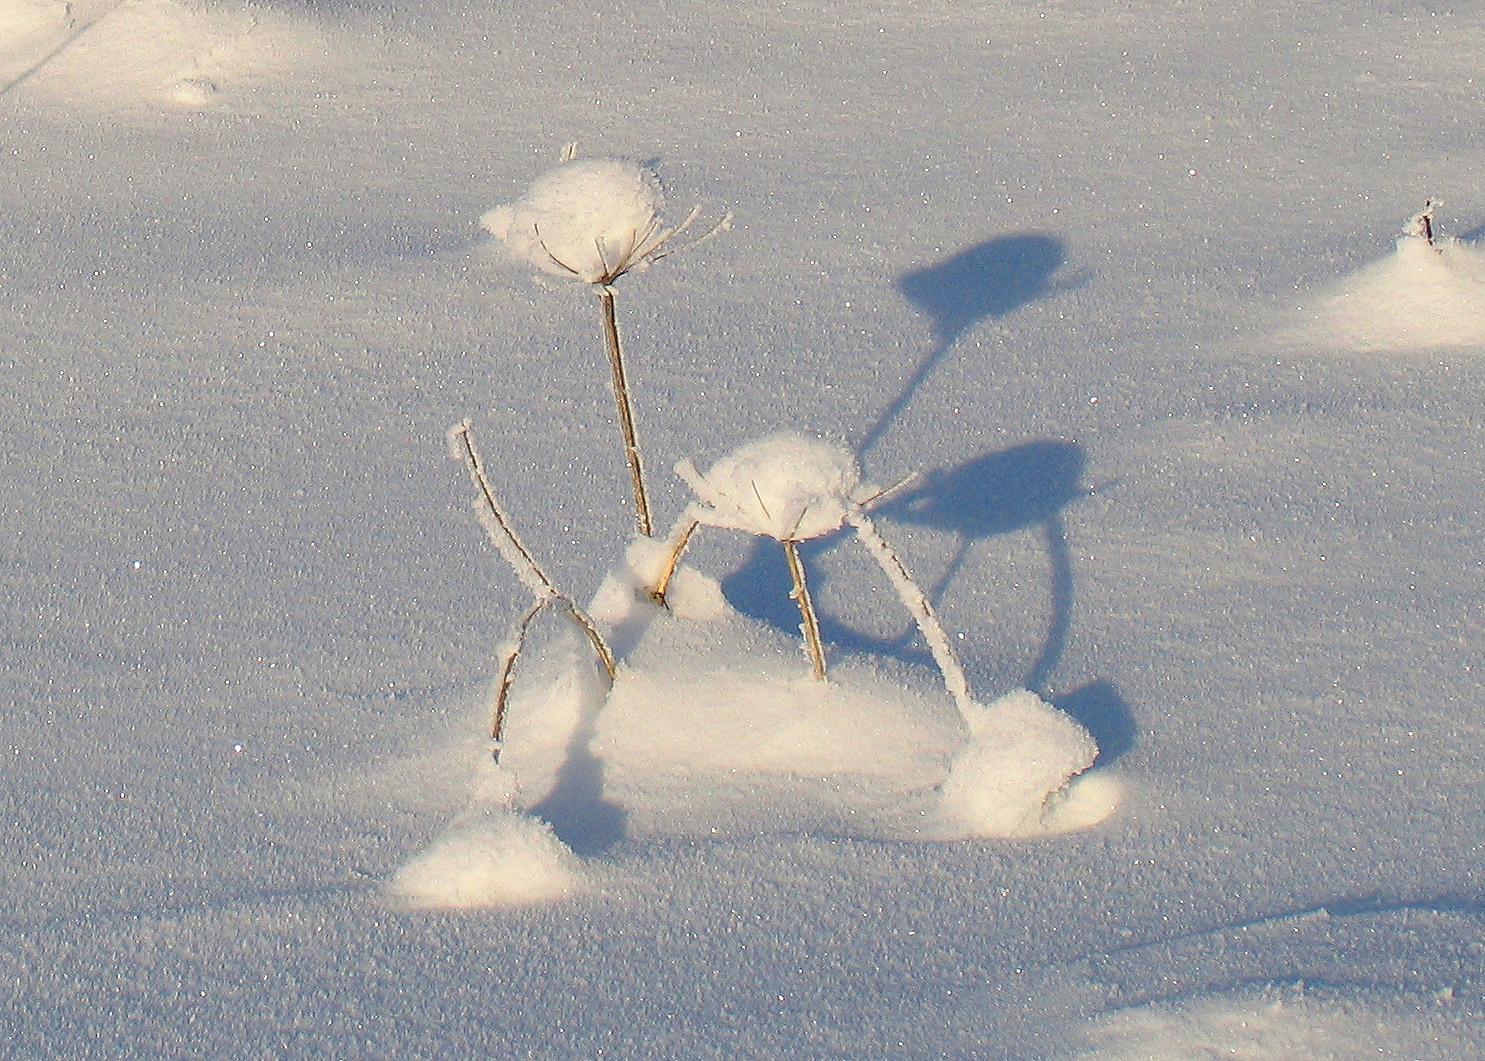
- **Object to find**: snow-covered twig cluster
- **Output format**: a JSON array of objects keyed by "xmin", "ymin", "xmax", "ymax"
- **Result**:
[
  {"xmin": 653, "ymin": 433, "xmax": 973, "ymax": 717},
  {"xmin": 415, "ymin": 150, "xmax": 1120, "ymax": 910}
]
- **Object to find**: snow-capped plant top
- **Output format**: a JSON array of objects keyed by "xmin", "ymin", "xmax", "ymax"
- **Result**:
[
  {"xmin": 481, "ymin": 159, "xmax": 670, "ymax": 284},
  {"xmin": 674, "ymin": 434, "xmax": 872, "ymax": 541}
]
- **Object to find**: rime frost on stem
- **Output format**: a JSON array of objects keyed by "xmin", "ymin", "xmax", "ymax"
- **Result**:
[
  {"xmin": 848, "ymin": 509, "xmax": 973, "ymax": 721},
  {"xmin": 448, "ymin": 422, "xmax": 615, "ymax": 758}
]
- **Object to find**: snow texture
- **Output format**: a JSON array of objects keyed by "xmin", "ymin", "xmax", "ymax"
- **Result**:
[
  {"xmin": 481, "ymin": 158, "xmax": 667, "ymax": 284},
  {"xmin": 6, "ymin": 0, "xmax": 1485, "ymax": 1055},
  {"xmin": 1292, "ymin": 233, "xmax": 1485, "ymax": 353},
  {"xmin": 1074, "ymin": 985, "xmax": 1475, "ymax": 1060},
  {"xmin": 0, "ymin": 0, "xmax": 314, "ymax": 108}
]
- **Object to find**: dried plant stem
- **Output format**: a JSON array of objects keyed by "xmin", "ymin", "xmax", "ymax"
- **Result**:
[
  {"xmin": 449, "ymin": 421, "xmax": 616, "ymax": 759},
  {"xmin": 649, "ymin": 513, "xmax": 701, "ymax": 605},
  {"xmin": 597, "ymin": 285, "xmax": 653, "ymax": 537},
  {"xmin": 848, "ymin": 509, "xmax": 973, "ymax": 720},
  {"xmin": 491, "ymin": 599, "xmax": 545, "ymax": 752},
  {"xmin": 449, "ymin": 421, "xmax": 557, "ymax": 598},
  {"xmin": 784, "ymin": 539, "xmax": 827, "ymax": 681}
]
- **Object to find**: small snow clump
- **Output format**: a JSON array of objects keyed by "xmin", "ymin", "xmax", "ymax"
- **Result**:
[
  {"xmin": 481, "ymin": 159, "xmax": 666, "ymax": 284},
  {"xmin": 936, "ymin": 689, "xmax": 1108, "ymax": 838},
  {"xmin": 386, "ymin": 807, "xmax": 584, "ymax": 910}
]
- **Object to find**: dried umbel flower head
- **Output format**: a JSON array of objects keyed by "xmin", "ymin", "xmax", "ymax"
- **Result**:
[
  {"xmin": 675, "ymin": 434, "xmax": 871, "ymax": 543},
  {"xmin": 482, "ymin": 159, "xmax": 681, "ymax": 285},
  {"xmin": 653, "ymin": 433, "xmax": 972, "ymax": 711},
  {"xmin": 479, "ymin": 155, "xmax": 728, "ymax": 537}
]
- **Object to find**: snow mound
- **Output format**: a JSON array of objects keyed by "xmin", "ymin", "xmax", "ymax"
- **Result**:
[
  {"xmin": 4, "ymin": 0, "xmax": 318, "ymax": 109},
  {"xmin": 938, "ymin": 690, "xmax": 1116, "ymax": 838},
  {"xmin": 675, "ymin": 432, "xmax": 867, "ymax": 541},
  {"xmin": 500, "ymin": 558, "xmax": 1118, "ymax": 842},
  {"xmin": 1292, "ymin": 234, "xmax": 1485, "ymax": 353},
  {"xmin": 387, "ymin": 804, "xmax": 585, "ymax": 911},
  {"xmin": 481, "ymin": 159, "xmax": 666, "ymax": 284},
  {"xmin": 1075, "ymin": 985, "xmax": 1479, "ymax": 1060}
]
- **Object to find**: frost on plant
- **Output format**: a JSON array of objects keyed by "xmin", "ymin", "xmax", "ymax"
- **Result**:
[
  {"xmin": 480, "ymin": 155, "xmax": 728, "ymax": 537},
  {"xmin": 481, "ymin": 158, "xmax": 692, "ymax": 285},
  {"xmin": 655, "ymin": 432, "xmax": 972, "ymax": 714},
  {"xmin": 448, "ymin": 421, "xmax": 614, "ymax": 760}
]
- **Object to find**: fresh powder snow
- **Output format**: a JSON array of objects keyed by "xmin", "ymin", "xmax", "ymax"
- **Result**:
[{"xmin": 3, "ymin": 0, "xmax": 1485, "ymax": 1057}]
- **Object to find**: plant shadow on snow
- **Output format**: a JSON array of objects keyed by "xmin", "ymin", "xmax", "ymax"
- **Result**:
[
  {"xmin": 723, "ymin": 441, "xmax": 1083, "ymax": 669},
  {"xmin": 858, "ymin": 233, "xmax": 1079, "ymax": 456},
  {"xmin": 718, "ymin": 441, "xmax": 1137, "ymax": 766},
  {"xmin": 528, "ymin": 742, "xmax": 628, "ymax": 857}
]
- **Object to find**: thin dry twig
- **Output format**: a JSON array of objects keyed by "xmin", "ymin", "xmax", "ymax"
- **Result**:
[
  {"xmin": 448, "ymin": 421, "xmax": 616, "ymax": 759},
  {"xmin": 597, "ymin": 285, "xmax": 653, "ymax": 536},
  {"xmin": 649, "ymin": 512, "xmax": 701, "ymax": 605}
]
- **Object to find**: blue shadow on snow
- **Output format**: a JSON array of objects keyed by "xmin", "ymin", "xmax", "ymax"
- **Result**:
[{"xmin": 858, "ymin": 233, "xmax": 1075, "ymax": 457}]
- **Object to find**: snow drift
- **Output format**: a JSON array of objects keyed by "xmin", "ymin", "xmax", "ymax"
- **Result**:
[{"xmin": 1292, "ymin": 231, "xmax": 1485, "ymax": 353}]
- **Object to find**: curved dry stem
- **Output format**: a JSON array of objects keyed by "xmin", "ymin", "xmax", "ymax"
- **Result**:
[
  {"xmin": 449, "ymin": 421, "xmax": 558, "ymax": 599},
  {"xmin": 450, "ymin": 422, "xmax": 617, "ymax": 761},
  {"xmin": 491, "ymin": 598, "xmax": 548, "ymax": 758},
  {"xmin": 848, "ymin": 508, "xmax": 973, "ymax": 719},
  {"xmin": 559, "ymin": 597, "xmax": 617, "ymax": 685}
]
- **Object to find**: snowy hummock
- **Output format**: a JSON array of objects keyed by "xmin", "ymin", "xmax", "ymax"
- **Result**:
[
  {"xmin": 450, "ymin": 552, "xmax": 1119, "ymax": 848},
  {"xmin": 1290, "ymin": 233, "xmax": 1485, "ymax": 353},
  {"xmin": 481, "ymin": 159, "xmax": 667, "ymax": 284},
  {"xmin": 1074, "ymin": 985, "xmax": 1476, "ymax": 1061},
  {"xmin": 386, "ymin": 808, "xmax": 586, "ymax": 911}
]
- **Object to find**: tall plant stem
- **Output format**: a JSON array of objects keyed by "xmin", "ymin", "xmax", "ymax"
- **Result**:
[
  {"xmin": 783, "ymin": 539, "xmax": 827, "ymax": 681},
  {"xmin": 597, "ymin": 285, "xmax": 653, "ymax": 537}
]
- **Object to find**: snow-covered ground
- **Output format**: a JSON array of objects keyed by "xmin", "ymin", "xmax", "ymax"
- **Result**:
[{"xmin": 4, "ymin": 0, "xmax": 1485, "ymax": 1056}]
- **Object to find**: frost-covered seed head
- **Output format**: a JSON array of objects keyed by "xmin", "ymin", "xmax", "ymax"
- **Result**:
[
  {"xmin": 481, "ymin": 159, "xmax": 666, "ymax": 284},
  {"xmin": 678, "ymin": 433, "xmax": 865, "ymax": 541}
]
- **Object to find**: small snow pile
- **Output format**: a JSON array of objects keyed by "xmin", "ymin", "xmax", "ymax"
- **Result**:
[
  {"xmin": 1073, "ymin": 986, "xmax": 1481, "ymax": 1060},
  {"xmin": 937, "ymin": 690, "xmax": 1115, "ymax": 838},
  {"xmin": 674, "ymin": 433, "xmax": 870, "ymax": 541},
  {"xmin": 1, "ymin": 0, "xmax": 318, "ymax": 109},
  {"xmin": 0, "ymin": 0, "xmax": 72, "ymax": 87},
  {"xmin": 583, "ymin": 549, "xmax": 1117, "ymax": 841},
  {"xmin": 481, "ymin": 159, "xmax": 667, "ymax": 284},
  {"xmin": 1291, "ymin": 228, "xmax": 1485, "ymax": 353},
  {"xmin": 386, "ymin": 806, "xmax": 585, "ymax": 911}
]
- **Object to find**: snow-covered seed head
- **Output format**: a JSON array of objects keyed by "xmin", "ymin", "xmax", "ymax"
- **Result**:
[
  {"xmin": 481, "ymin": 159, "xmax": 667, "ymax": 284},
  {"xmin": 676, "ymin": 433, "xmax": 869, "ymax": 542}
]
